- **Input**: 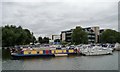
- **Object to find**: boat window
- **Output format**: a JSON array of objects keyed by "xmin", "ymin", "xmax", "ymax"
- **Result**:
[
  {"xmin": 37, "ymin": 51, "xmax": 39, "ymax": 54},
  {"xmin": 28, "ymin": 52, "xmax": 31, "ymax": 54}
]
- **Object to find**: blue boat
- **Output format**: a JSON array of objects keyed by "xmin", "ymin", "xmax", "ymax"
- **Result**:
[{"xmin": 10, "ymin": 48, "xmax": 77, "ymax": 57}]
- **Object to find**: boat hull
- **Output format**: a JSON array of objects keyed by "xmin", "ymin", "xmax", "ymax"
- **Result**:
[
  {"xmin": 82, "ymin": 51, "xmax": 113, "ymax": 56},
  {"xmin": 11, "ymin": 54, "xmax": 55, "ymax": 57},
  {"xmin": 11, "ymin": 54, "xmax": 55, "ymax": 59},
  {"xmin": 11, "ymin": 53, "xmax": 77, "ymax": 58},
  {"xmin": 55, "ymin": 54, "xmax": 68, "ymax": 57}
]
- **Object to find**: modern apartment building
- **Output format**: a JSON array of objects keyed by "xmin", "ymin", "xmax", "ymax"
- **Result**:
[
  {"xmin": 52, "ymin": 35, "xmax": 60, "ymax": 40},
  {"xmin": 49, "ymin": 35, "xmax": 60, "ymax": 44},
  {"xmin": 61, "ymin": 26, "xmax": 100, "ymax": 43},
  {"xmin": 99, "ymin": 29, "xmax": 106, "ymax": 34},
  {"xmin": 61, "ymin": 29, "xmax": 74, "ymax": 42}
]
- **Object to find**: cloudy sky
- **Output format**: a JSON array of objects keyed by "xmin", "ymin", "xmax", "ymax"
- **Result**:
[{"xmin": 1, "ymin": 0, "xmax": 119, "ymax": 38}]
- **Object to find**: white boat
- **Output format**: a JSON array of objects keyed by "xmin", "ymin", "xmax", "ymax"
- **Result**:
[
  {"xmin": 79, "ymin": 45, "xmax": 113, "ymax": 56},
  {"xmin": 114, "ymin": 43, "xmax": 120, "ymax": 51}
]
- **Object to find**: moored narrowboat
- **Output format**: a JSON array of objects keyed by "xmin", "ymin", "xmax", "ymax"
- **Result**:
[{"xmin": 10, "ymin": 48, "xmax": 77, "ymax": 57}]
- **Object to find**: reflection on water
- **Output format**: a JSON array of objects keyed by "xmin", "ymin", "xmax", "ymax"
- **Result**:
[{"xmin": 2, "ymin": 49, "xmax": 118, "ymax": 70}]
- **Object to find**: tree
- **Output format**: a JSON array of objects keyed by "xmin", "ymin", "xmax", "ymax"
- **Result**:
[
  {"xmin": 0, "ymin": 27, "xmax": 2, "ymax": 47},
  {"xmin": 54, "ymin": 39, "xmax": 60, "ymax": 42},
  {"xmin": 2, "ymin": 25, "xmax": 35, "ymax": 47},
  {"xmin": 38, "ymin": 36, "xmax": 43, "ymax": 44},
  {"xmin": 71, "ymin": 26, "xmax": 88, "ymax": 45},
  {"xmin": 61, "ymin": 41, "xmax": 68, "ymax": 45},
  {"xmin": 116, "ymin": 32, "xmax": 120, "ymax": 43},
  {"xmin": 24, "ymin": 29, "xmax": 33, "ymax": 44},
  {"xmin": 43, "ymin": 37, "xmax": 49, "ymax": 44},
  {"xmin": 100, "ymin": 29, "xmax": 118, "ymax": 43},
  {"xmin": 37, "ymin": 36, "xmax": 50, "ymax": 44},
  {"xmin": 32, "ymin": 36, "xmax": 36, "ymax": 44}
]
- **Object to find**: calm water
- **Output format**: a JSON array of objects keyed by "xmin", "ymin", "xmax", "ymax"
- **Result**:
[{"xmin": 2, "ymin": 49, "xmax": 119, "ymax": 70}]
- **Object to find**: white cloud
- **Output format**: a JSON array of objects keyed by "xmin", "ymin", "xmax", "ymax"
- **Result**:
[
  {"xmin": 2, "ymin": 0, "xmax": 120, "ymax": 2},
  {"xmin": 2, "ymin": 0, "xmax": 119, "ymax": 38}
]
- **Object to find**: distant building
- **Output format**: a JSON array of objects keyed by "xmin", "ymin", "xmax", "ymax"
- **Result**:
[
  {"xmin": 90, "ymin": 26, "xmax": 100, "ymax": 43},
  {"xmin": 83, "ymin": 27, "xmax": 99, "ymax": 43},
  {"xmin": 99, "ymin": 29, "xmax": 106, "ymax": 34},
  {"xmin": 50, "ymin": 35, "xmax": 60, "ymax": 44},
  {"xmin": 61, "ymin": 29, "xmax": 74, "ymax": 42},
  {"xmin": 52, "ymin": 35, "xmax": 60, "ymax": 40},
  {"xmin": 61, "ymin": 26, "xmax": 101, "ymax": 43}
]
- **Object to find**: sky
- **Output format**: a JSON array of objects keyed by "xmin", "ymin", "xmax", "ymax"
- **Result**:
[{"xmin": 1, "ymin": 0, "xmax": 120, "ymax": 39}]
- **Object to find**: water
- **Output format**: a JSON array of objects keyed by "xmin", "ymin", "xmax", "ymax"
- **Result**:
[{"xmin": 2, "ymin": 49, "xmax": 119, "ymax": 70}]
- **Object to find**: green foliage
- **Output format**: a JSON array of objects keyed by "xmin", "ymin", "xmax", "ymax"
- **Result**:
[
  {"xmin": 61, "ymin": 41, "xmax": 68, "ymax": 45},
  {"xmin": 38, "ymin": 36, "xmax": 49, "ymax": 44},
  {"xmin": 116, "ymin": 32, "xmax": 120, "ymax": 43},
  {"xmin": 2, "ymin": 25, "xmax": 35, "ymax": 47},
  {"xmin": 71, "ymin": 26, "xmax": 88, "ymax": 45},
  {"xmin": 43, "ymin": 37, "xmax": 49, "ymax": 43},
  {"xmin": 0, "ymin": 27, "xmax": 2, "ymax": 47},
  {"xmin": 54, "ymin": 39, "xmax": 60, "ymax": 42},
  {"xmin": 100, "ymin": 29, "xmax": 120, "ymax": 43},
  {"xmin": 38, "ymin": 36, "xmax": 43, "ymax": 43}
]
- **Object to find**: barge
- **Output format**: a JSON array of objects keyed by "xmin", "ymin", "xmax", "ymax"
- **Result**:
[{"xmin": 10, "ymin": 48, "xmax": 77, "ymax": 57}]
